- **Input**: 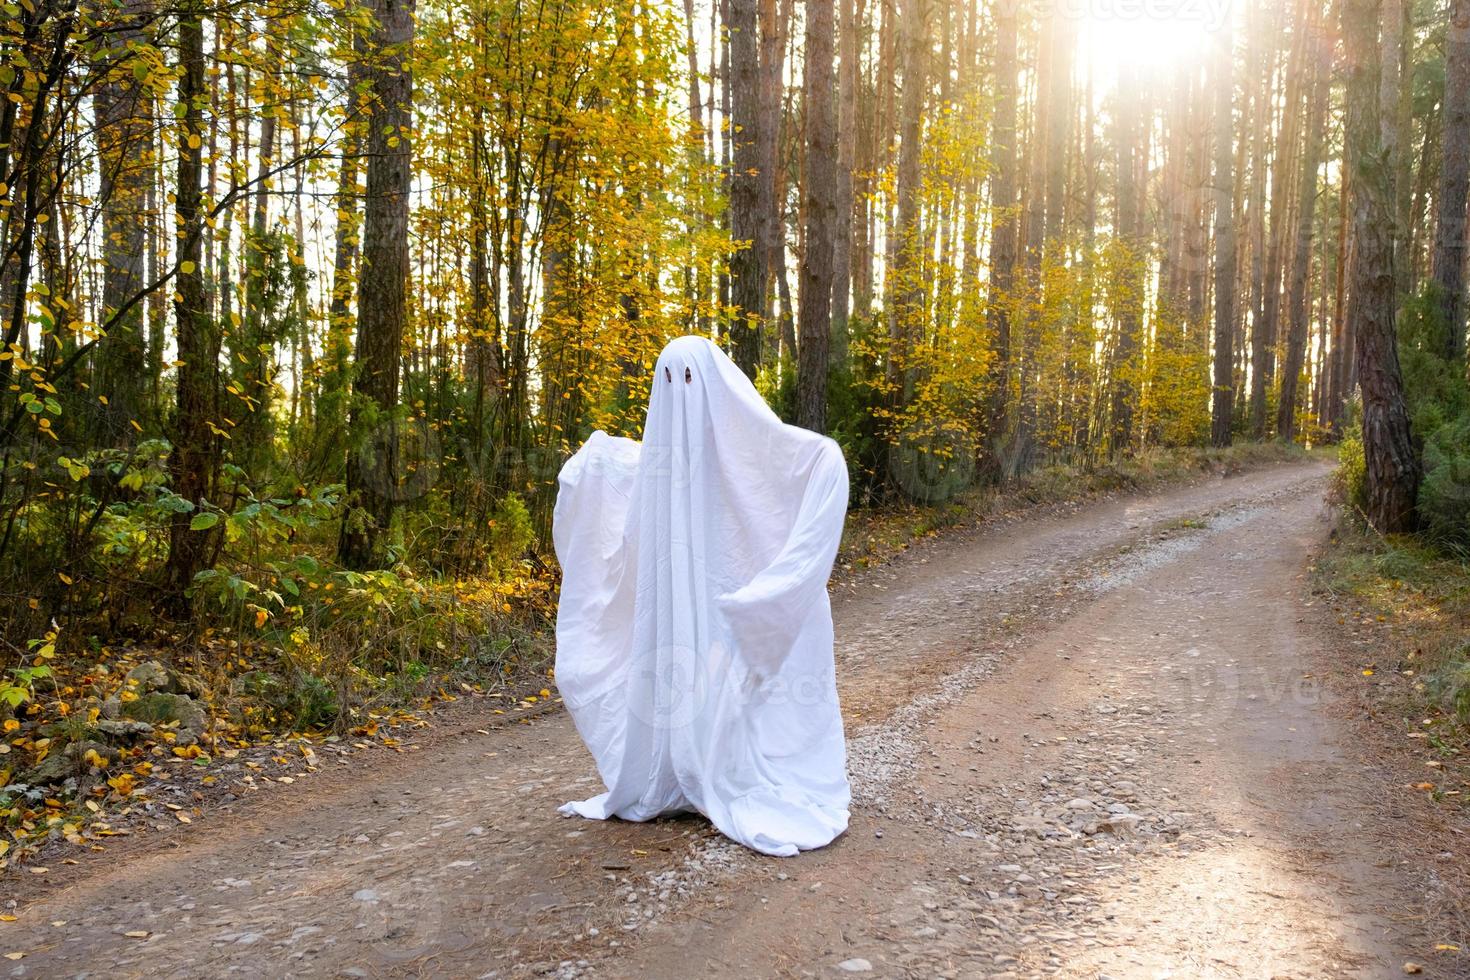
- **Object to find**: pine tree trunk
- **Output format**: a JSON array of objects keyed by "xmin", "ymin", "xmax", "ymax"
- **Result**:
[
  {"xmin": 1392, "ymin": 0, "xmax": 1414, "ymax": 288},
  {"xmin": 682, "ymin": 0, "xmax": 707, "ymax": 329},
  {"xmin": 982, "ymin": 3, "xmax": 1017, "ymax": 476},
  {"xmin": 339, "ymin": 0, "xmax": 414, "ymax": 569},
  {"xmin": 726, "ymin": 0, "xmax": 765, "ymax": 375},
  {"xmin": 1211, "ymin": 22, "xmax": 1237, "ymax": 447},
  {"xmin": 237, "ymin": 57, "xmax": 278, "ymax": 474},
  {"xmin": 165, "ymin": 1, "xmax": 216, "ymax": 603},
  {"xmin": 92, "ymin": 0, "xmax": 152, "ymax": 445},
  {"xmin": 758, "ymin": 0, "xmax": 782, "ymax": 330},
  {"xmin": 1111, "ymin": 63, "xmax": 1140, "ymax": 456},
  {"xmin": 1246, "ymin": 2, "xmax": 1270, "ymax": 439},
  {"xmin": 1409, "ymin": 100, "xmax": 1436, "ymax": 286},
  {"xmin": 1278, "ymin": 19, "xmax": 1328, "ymax": 441},
  {"xmin": 830, "ymin": 0, "xmax": 862, "ymax": 369},
  {"xmin": 1258, "ymin": 0, "xmax": 1311, "ymax": 437},
  {"xmin": 1329, "ymin": 168, "xmax": 1351, "ymax": 430},
  {"xmin": 324, "ymin": 55, "xmax": 365, "ymax": 465},
  {"xmin": 1186, "ymin": 65, "xmax": 1209, "ymax": 327},
  {"xmin": 887, "ymin": 0, "xmax": 926, "ymax": 409},
  {"xmin": 1343, "ymin": 0, "xmax": 1420, "ymax": 531},
  {"xmin": 1042, "ymin": 14, "xmax": 1070, "ymax": 247},
  {"xmin": 797, "ymin": 0, "xmax": 836, "ymax": 432},
  {"xmin": 1431, "ymin": 0, "xmax": 1470, "ymax": 358},
  {"xmin": 1379, "ymin": 0, "xmax": 1403, "ymax": 284},
  {"xmin": 1021, "ymin": 19, "xmax": 1050, "ymax": 276}
]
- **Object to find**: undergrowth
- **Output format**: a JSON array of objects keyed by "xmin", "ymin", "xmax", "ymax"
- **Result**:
[{"xmin": 1313, "ymin": 520, "xmax": 1470, "ymax": 805}]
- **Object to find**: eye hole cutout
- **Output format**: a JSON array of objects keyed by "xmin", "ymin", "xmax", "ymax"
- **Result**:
[
  {"xmin": 684, "ymin": 367, "xmax": 692, "ymax": 384},
  {"xmin": 663, "ymin": 366, "xmax": 671, "ymax": 384}
]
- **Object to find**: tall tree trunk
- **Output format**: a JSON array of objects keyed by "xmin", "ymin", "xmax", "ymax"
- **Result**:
[
  {"xmin": 758, "ymin": 0, "xmax": 782, "ymax": 332},
  {"xmin": 982, "ymin": 3, "xmax": 1017, "ymax": 476},
  {"xmin": 251, "ymin": 22, "xmax": 284, "ymax": 388},
  {"xmin": 1343, "ymin": 0, "xmax": 1420, "ymax": 531},
  {"xmin": 1392, "ymin": 0, "xmax": 1414, "ymax": 289},
  {"xmin": 466, "ymin": 130, "xmax": 501, "ymax": 448},
  {"xmin": 165, "ymin": 0, "xmax": 216, "ymax": 603},
  {"xmin": 92, "ymin": 0, "xmax": 152, "ymax": 445},
  {"xmin": 319, "ymin": 54, "xmax": 364, "ymax": 478},
  {"xmin": 1042, "ymin": 13, "xmax": 1071, "ymax": 247},
  {"xmin": 1431, "ymin": 0, "xmax": 1470, "ymax": 358},
  {"xmin": 339, "ymin": 0, "xmax": 415, "ymax": 568},
  {"xmin": 1021, "ymin": 17, "xmax": 1050, "ymax": 278},
  {"xmin": 1257, "ymin": 0, "xmax": 1311, "ymax": 437},
  {"xmin": 1409, "ymin": 99, "xmax": 1437, "ymax": 286},
  {"xmin": 1111, "ymin": 63, "xmax": 1141, "ymax": 456},
  {"xmin": 1158, "ymin": 65, "xmax": 1189, "ymax": 317},
  {"xmin": 797, "ymin": 0, "xmax": 837, "ymax": 432},
  {"xmin": 1329, "ymin": 167, "xmax": 1354, "ymax": 431},
  {"xmin": 830, "ymin": 0, "xmax": 863, "ymax": 369},
  {"xmin": 146, "ymin": 137, "xmax": 164, "ymax": 425},
  {"xmin": 717, "ymin": 0, "xmax": 732, "ymax": 323},
  {"xmin": 237, "ymin": 53, "xmax": 279, "ymax": 475},
  {"xmin": 887, "ymin": 0, "xmax": 926, "ymax": 410},
  {"xmin": 1186, "ymin": 64, "xmax": 1209, "ymax": 327},
  {"xmin": 726, "ymin": 0, "xmax": 765, "ymax": 375},
  {"xmin": 1278, "ymin": 21, "xmax": 1328, "ymax": 441},
  {"xmin": 1246, "ymin": 1, "xmax": 1271, "ymax": 439},
  {"xmin": 1078, "ymin": 55, "xmax": 1099, "ymax": 452},
  {"xmin": 218, "ymin": 26, "xmax": 238, "ymax": 339},
  {"xmin": 681, "ymin": 0, "xmax": 707, "ymax": 329},
  {"xmin": 1379, "ymin": 0, "xmax": 1404, "ymax": 286},
  {"xmin": 1211, "ymin": 20, "xmax": 1238, "ymax": 447}
]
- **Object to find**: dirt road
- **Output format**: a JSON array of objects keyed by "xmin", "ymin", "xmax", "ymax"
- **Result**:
[{"xmin": 5, "ymin": 459, "xmax": 1461, "ymax": 978}]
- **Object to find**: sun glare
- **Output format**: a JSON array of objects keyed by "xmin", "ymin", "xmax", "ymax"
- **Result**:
[{"xmin": 1073, "ymin": 0, "xmax": 1229, "ymax": 76}]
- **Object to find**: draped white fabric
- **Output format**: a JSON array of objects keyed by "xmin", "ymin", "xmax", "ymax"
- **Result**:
[{"xmin": 552, "ymin": 336, "xmax": 851, "ymax": 857}]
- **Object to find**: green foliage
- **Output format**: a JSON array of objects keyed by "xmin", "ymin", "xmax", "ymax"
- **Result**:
[
  {"xmin": 3, "ymin": 633, "xmax": 55, "ymax": 710},
  {"xmin": 229, "ymin": 229, "xmax": 313, "ymax": 476},
  {"xmin": 487, "ymin": 493, "xmax": 535, "ymax": 573},
  {"xmin": 824, "ymin": 339, "xmax": 889, "ymax": 506},
  {"xmin": 1337, "ymin": 416, "xmax": 1369, "ymax": 514},
  {"xmin": 1419, "ymin": 414, "xmax": 1470, "ymax": 549},
  {"xmin": 1398, "ymin": 286, "xmax": 1470, "ymax": 547},
  {"xmin": 1399, "ymin": 288, "xmax": 1470, "ymax": 431},
  {"xmin": 755, "ymin": 353, "xmax": 798, "ymax": 424},
  {"xmin": 405, "ymin": 477, "xmax": 537, "ymax": 578},
  {"xmin": 1428, "ymin": 645, "xmax": 1470, "ymax": 727},
  {"xmin": 232, "ymin": 668, "xmax": 341, "ymax": 732}
]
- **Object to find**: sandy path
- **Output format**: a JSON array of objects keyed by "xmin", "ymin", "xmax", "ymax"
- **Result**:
[{"xmin": 4, "ymin": 458, "xmax": 1454, "ymax": 979}]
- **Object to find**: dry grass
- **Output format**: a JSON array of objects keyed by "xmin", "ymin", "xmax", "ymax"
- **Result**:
[
  {"xmin": 1309, "ymin": 517, "xmax": 1470, "ymax": 958},
  {"xmin": 1313, "ymin": 522, "xmax": 1470, "ymax": 752}
]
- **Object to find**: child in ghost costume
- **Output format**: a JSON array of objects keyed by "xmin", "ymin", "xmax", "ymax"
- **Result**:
[{"xmin": 552, "ymin": 335, "xmax": 851, "ymax": 856}]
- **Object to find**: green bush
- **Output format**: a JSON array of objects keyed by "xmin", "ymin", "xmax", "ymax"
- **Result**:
[
  {"xmin": 1398, "ymin": 285, "xmax": 1470, "ymax": 547},
  {"xmin": 1336, "ymin": 416, "xmax": 1368, "ymax": 513},
  {"xmin": 407, "ymin": 484, "xmax": 537, "ymax": 578},
  {"xmin": 754, "ymin": 352, "xmax": 798, "ymax": 423},
  {"xmin": 751, "ymin": 323, "xmax": 894, "ymax": 506},
  {"xmin": 1419, "ymin": 413, "xmax": 1470, "ymax": 548},
  {"xmin": 230, "ymin": 666, "xmax": 340, "ymax": 732},
  {"xmin": 487, "ymin": 492, "xmax": 535, "ymax": 574}
]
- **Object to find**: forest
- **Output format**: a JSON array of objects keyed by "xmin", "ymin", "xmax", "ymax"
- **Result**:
[{"xmin": 1, "ymin": 0, "xmax": 1469, "ymax": 772}]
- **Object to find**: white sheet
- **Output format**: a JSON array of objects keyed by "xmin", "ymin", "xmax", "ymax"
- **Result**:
[{"xmin": 552, "ymin": 335, "xmax": 851, "ymax": 856}]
